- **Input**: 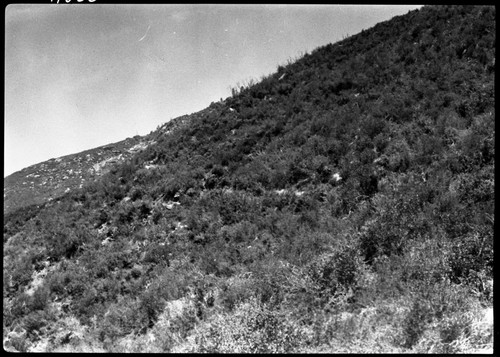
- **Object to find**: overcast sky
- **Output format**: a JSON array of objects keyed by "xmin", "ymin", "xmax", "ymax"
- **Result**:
[{"xmin": 4, "ymin": 4, "xmax": 422, "ymax": 177}]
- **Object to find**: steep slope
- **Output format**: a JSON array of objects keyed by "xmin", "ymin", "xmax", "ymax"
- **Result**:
[{"xmin": 3, "ymin": 5, "xmax": 494, "ymax": 353}]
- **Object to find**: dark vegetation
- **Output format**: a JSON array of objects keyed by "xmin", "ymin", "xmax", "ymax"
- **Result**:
[{"xmin": 3, "ymin": 5, "xmax": 494, "ymax": 353}]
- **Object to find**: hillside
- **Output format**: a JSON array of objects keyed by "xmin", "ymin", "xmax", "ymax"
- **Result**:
[
  {"xmin": 4, "ymin": 136, "xmax": 152, "ymax": 214},
  {"xmin": 3, "ymin": 114, "xmax": 191, "ymax": 215},
  {"xmin": 3, "ymin": 5, "xmax": 494, "ymax": 353}
]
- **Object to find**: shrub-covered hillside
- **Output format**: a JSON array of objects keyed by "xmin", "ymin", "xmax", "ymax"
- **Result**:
[{"xmin": 3, "ymin": 5, "xmax": 494, "ymax": 353}]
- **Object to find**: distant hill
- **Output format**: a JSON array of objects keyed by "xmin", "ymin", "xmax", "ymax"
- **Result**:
[
  {"xmin": 3, "ymin": 115, "xmax": 191, "ymax": 215},
  {"xmin": 3, "ymin": 5, "xmax": 494, "ymax": 353},
  {"xmin": 4, "ymin": 136, "xmax": 148, "ymax": 213}
]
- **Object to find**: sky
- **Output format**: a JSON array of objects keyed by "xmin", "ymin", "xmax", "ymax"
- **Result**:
[{"xmin": 4, "ymin": 4, "xmax": 422, "ymax": 177}]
